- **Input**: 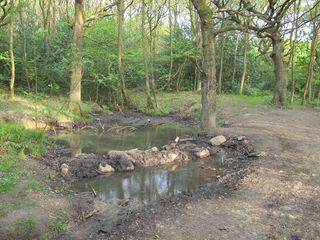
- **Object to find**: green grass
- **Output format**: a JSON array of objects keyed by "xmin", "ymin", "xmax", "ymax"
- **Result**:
[
  {"xmin": 0, "ymin": 207, "xmax": 7, "ymax": 218},
  {"xmin": 130, "ymin": 91, "xmax": 201, "ymax": 116},
  {"xmin": 16, "ymin": 217, "xmax": 35, "ymax": 235},
  {"xmin": 0, "ymin": 123, "xmax": 46, "ymax": 193},
  {"xmin": 50, "ymin": 220, "xmax": 67, "ymax": 235},
  {"xmin": 0, "ymin": 92, "xmax": 100, "ymax": 126},
  {"xmin": 26, "ymin": 180, "xmax": 44, "ymax": 192}
]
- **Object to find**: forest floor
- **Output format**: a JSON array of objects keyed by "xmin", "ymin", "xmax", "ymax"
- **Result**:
[
  {"xmin": 1, "ymin": 93, "xmax": 320, "ymax": 239},
  {"xmin": 64, "ymin": 95, "xmax": 320, "ymax": 240}
]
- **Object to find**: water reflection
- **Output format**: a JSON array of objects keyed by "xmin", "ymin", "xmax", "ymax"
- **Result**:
[
  {"xmin": 55, "ymin": 125, "xmax": 201, "ymax": 156},
  {"xmin": 72, "ymin": 157, "xmax": 226, "ymax": 203}
]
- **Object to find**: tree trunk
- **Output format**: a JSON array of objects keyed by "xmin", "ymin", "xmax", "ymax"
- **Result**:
[
  {"xmin": 302, "ymin": 24, "xmax": 319, "ymax": 105},
  {"xmin": 289, "ymin": 0, "xmax": 300, "ymax": 103},
  {"xmin": 141, "ymin": 0, "xmax": 153, "ymax": 108},
  {"xmin": 69, "ymin": 0, "xmax": 84, "ymax": 114},
  {"xmin": 218, "ymin": 33, "xmax": 225, "ymax": 94},
  {"xmin": 9, "ymin": 6, "xmax": 15, "ymax": 99},
  {"xmin": 191, "ymin": 0, "xmax": 217, "ymax": 129},
  {"xmin": 117, "ymin": 0, "xmax": 129, "ymax": 106},
  {"xmin": 168, "ymin": 0, "xmax": 173, "ymax": 86},
  {"xmin": 231, "ymin": 32, "xmax": 240, "ymax": 84},
  {"xmin": 18, "ymin": 1, "xmax": 31, "ymax": 91},
  {"xmin": 271, "ymin": 36, "xmax": 288, "ymax": 105},
  {"xmin": 188, "ymin": 1, "xmax": 201, "ymax": 92},
  {"xmin": 239, "ymin": 32, "xmax": 248, "ymax": 95}
]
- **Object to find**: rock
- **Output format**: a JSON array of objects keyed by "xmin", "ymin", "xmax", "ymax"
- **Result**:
[
  {"xmin": 98, "ymin": 163, "xmax": 115, "ymax": 173},
  {"xmin": 209, "ymin": 135, "xmax": 226, "ymax": 146},
  {"xmin": 108, "ymin": 150, "xmax": 136, "ymax": 163},
  {"xmin": 167, "ymin": 153, "xmax": 178, "ymax": 162},
  {"xmin": 237, "ymin": 136, "xmax": 246, "ymax": 141},
  {"xmin": 61, "ymin": 163, "xmax": 69, "ymax": 176},
  {"xmin": 151, "ymin": 147, "xmax": 159, "ymax": 152},
  {"xmin": 115, "ymin": 158, "xmax": 135, "ymax": 171},
  {"xmin": 194, "ymin": 148, "xmax": 210, "ymax": 158}
]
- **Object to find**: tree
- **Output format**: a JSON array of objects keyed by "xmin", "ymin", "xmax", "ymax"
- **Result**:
[
  {"xmin": 302, "ymin": 18, "xmax": 319, "ymax": 104},
  {"xmin": 240, "ymin": 31, "xmax": 248, "ymax": 95},
  {"xmin": 69, "ymin": 0, "xmax": 84, "ymax": 114},
  {"xmin": 213, "ymin": 0, "xmax": 297, "ymax": 104},
  {"xmin": 141, "ymin": 0, "xmax": 154, "ymax": 108},
  {"xmin": 8, "ymin": 0, "xmax": 14, "ymax": 99},
  {"xmin": 191, "ymin": 0, "xmax": 217, "ymax": 128},
  {"xmin": 117, "ymin": 0, "xmax": 129, "ymax": 106}
]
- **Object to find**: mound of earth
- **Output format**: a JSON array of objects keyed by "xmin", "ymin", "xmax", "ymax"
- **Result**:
[{"xmin": 41, "ymin": 135, "xmax": 257, "ymax": 182}]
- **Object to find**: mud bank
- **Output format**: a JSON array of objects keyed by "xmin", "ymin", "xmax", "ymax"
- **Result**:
[{"xmin": 42, "ymin": 134, "xmax": 257, "ymax": 183}]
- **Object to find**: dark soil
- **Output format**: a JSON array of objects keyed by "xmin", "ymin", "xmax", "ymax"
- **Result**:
[{"xmin": 61, "ymin": 107, "xmax": 320, "ymax": 240}]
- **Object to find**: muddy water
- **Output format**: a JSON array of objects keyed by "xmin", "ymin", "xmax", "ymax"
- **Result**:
[
  {"xmin": 72, "ymin": 156, "xmax": 227, "ymax": 203},
  {"xmin": 55, "ymin": 125, "xmax": 202, "ymax": 156},
  {"xmin": 56, "ymin": 125, "xmax": 230, "ymax": 203}
]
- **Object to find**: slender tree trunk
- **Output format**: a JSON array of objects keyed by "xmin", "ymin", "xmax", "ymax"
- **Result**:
[
  {"xmin": 218, "ymin": 33, "xmax": 225, "ymax": 94},
  {"xmin": 168, "ymin": 0, "xmax": 173, "ymax": 86},
  {"xmin": 9, "ymin": 6, "xmax": 15, "ymax": 99},
  {"xmin": 150, "ymin": 27, "xmax": 158, "ymax": 107},
  {"xmin": 231, "ymin": 32, "xmax": 240, "ymax": 84},
  {"xmin": 239, "ymin": 32, "xmax": 248, "ymax": 95},
  {"xmin": 18, "ymin": 2, "xmax": 31, "ymax": 91},
  {"xmin": 302, "ymin": 24, "xmax": 319, "ymax": 105},
  {"xmin": 117, "ymin": 0, "xmax": 129, "ymax": 106},
  {"xmin": 289, "ymin": 0, "xmax": 300, "ymax": 103},
  {"xmin": 187, "ymin": 0, "xmax": 200, "ymax": 92},
  {"xmin": 69, "ymin": 0, "xmax": 84, "ymax": 114},
  {"xmin": 141, "ymin": 0, "xmax": 153, "ymax": 108},
  {"xmin": 271, "ymin": 35, "xmax": 288, "ymax": 105},
  {"xmin": 191, "ymin": 0, "xmax": 217, "ymax": 129}
]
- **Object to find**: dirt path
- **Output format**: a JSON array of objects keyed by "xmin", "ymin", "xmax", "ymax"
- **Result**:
[{"xmin": 93, "ymin": 108, "xmax": 320, "ymax": 240}]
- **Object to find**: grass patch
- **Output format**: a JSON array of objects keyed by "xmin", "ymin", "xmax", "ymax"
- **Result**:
[
  {"xmin": 0, "ymin": 207, "xmax": 7, "ymax": 218},
  {"xmin": 26, "ymin": 180, "xmax": 44, "ymax": 192},
  {"xmin": 0, "ymin": 123, "xmax": 45, "ymax": 193},
  {"xmin": 50, "ymin": 220, "xmax": 67, "ymax": 235},
  {"xmin": 16, "ymin": 217, "xmax": 35, "ymax": 235},
  {"xmin": 0, "ymin": 93, "xmax": 98, "ymax": 125}
]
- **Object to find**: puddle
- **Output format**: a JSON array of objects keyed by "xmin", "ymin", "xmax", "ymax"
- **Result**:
[
  {"xmin": 54, "ymin": 125, "xmax": 202, "ymax": 156},
  {"xmin": 55, "ymin": 125, "xmax": 231, "ymax": 203},
  {"xmin": 72, "ymin": 155, "xmax": 228, "ymax": 203}
]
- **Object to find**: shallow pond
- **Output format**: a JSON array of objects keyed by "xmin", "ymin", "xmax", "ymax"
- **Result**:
[
  {"xmin": 72, "ymin": 156, "xmax": 228, "ymax": 203},
  {"xmin": 55, "ymin": 125, "xmax": 230, "ymax": 203},
  {"xmin": 54, "ymin": 125, "xmax": 202, "ymax": 156}
]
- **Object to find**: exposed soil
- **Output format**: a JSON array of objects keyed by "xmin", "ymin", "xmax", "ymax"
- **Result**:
[
  {"xmin": 2, "ymin": 103, "xmax": 320, "ymax": 240},
  {"xmin": 62, "ymin": 106, "xmax": 320, "ymax": 239}
]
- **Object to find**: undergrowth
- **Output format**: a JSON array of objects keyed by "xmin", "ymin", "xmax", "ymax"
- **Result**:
[{"xmin": 0, "ymin": 123, "xmax": 45, "ymax": 193}]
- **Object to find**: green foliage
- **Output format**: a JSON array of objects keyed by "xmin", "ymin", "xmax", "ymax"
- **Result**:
[
  {"xmin": 50, "ymin": 220, "xmax": 67, "ymax": 235},
  {"xmin": 0, "ymin": 123, "xmax": 45, "ymax": 193},
  {"xmin": 16, "ymin": 217, "xmax": 35, "ymax": 235},
  {"xmin": 26, "ymin": 180, "xmax": 44, "ymax": 191}
]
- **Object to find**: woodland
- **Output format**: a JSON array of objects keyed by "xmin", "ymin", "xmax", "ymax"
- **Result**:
[
  {"xmin": 0, "ymin": 0, "xmax": 320, "ymax": 239},
  {"xmin": 0, "ymin": 0, "xmax": 319, "ymax": 128}
]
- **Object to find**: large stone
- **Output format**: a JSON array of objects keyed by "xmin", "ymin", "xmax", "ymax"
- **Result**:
[
  {"xmin": 108, "ymin": 151, "xmax": 135, "ymax": 171},
  {"xmin": 167, "ymin": 153, "xmax": 178, "ymax": 162},
  {"xmin": 115, "ymin": 158, "xmax": 135, "ymax": 171},
  {"xmin": 194, "ymin": 148, "xmax": 210, "ymax": 158},
  {"xmin": 209, "ymin": 135, "xmax": 226, "ymax": 146},
  {"xmin": 108, "ymin": 151, "xmax": 136, "ymax": 164},
  {"xmin": 60, "ymin": 163, "xmax": 69, "ymax": 176},
  {"xmin": 98, "ymin": 163, "xmax": 115, "ymax": 173}
]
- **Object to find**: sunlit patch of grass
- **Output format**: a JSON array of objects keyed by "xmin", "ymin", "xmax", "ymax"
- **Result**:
[
  {"xmin": 0, "ymin": 123, "xmax": 45, "ymax": 193},
  {"xmin": 16, "ymin": 217, "xmax": 35, "ymax": 235},
  {"xmin": 26, "ymin": 180, "xmax": 44, "ymax": 192},
  {"xmin": 50, "ymin": 220, "xmax": 67, "ymax": 235}
]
